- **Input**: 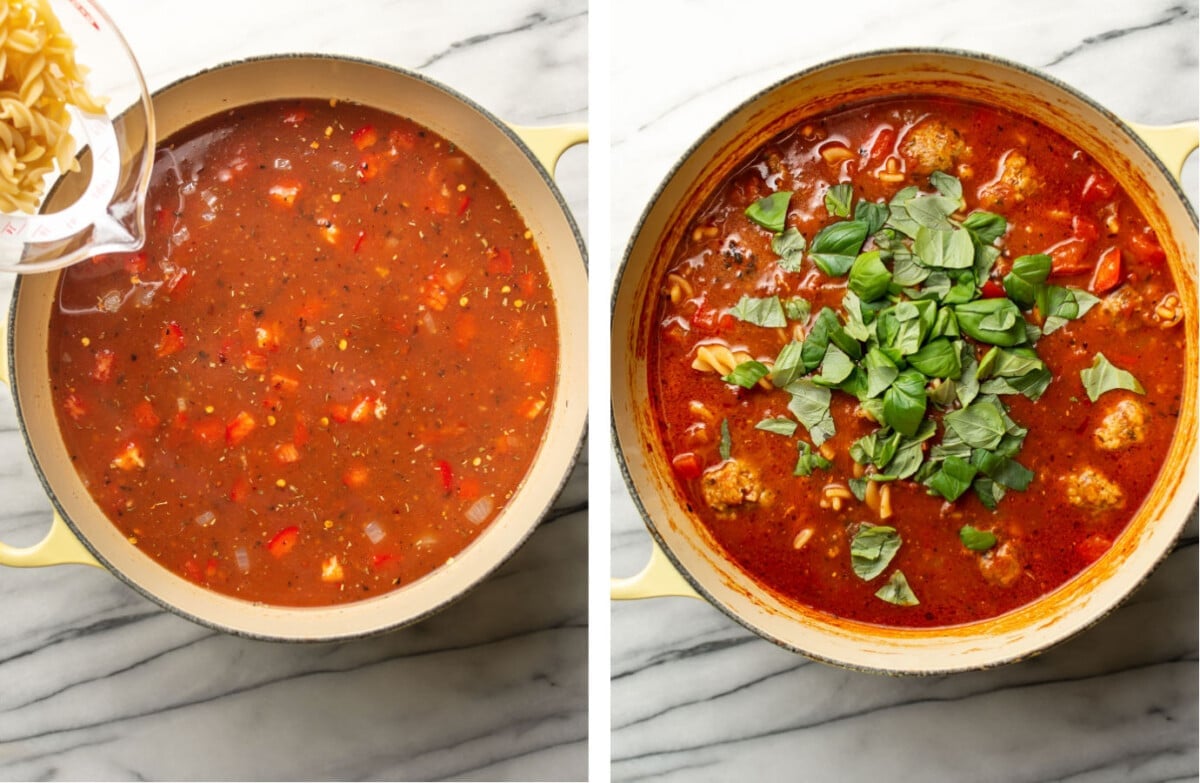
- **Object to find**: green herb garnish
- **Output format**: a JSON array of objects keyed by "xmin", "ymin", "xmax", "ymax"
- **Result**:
[
  {"xmin": 1080, "ymin": 353, "xmax": 1145, "ymax": 402},
  {"xmin": 850, "ymin": 525, "xmax": 902, "ymax": 581},
  {"xmin": 875, "ymin": 570, "xmax": 920, "ymax": 606},
  {"xmin": 959, "ymin": 525, "xmax": 998, "ymax": 551},
  {"xmin": 745, "ymin": 191, "xmax": 792, "ymax": 233}
]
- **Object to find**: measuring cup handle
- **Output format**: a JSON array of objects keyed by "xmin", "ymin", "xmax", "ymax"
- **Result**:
[
  {"xmin": 1126, "ymin": 120, "xmax": 1199, "ymax": 182},
  {"xmin": 611, "ymin": 538, "xmax": 700, "ymax": 600},
  {"xmin": 0, "ymin": 319, "xmax": 100, "ymax": 568},
  {"xmin": 508, "ymin": 123, "xmax": 588, "ymax": 177}
]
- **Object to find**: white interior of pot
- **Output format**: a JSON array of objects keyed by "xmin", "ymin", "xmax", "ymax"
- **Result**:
[
  {"xmin": 14, "ymin": 56, "xmax": 587, "ymax": 640},
  {"xmin": 613, "ymin": 50, "xmax": 1198, "ymax": 672}
]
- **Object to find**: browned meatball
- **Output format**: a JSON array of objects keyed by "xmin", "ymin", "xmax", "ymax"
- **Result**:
[
  {"xmin": 701, "ymin": 459, "xmax": 771, "ymax": 513},
  {"xmin": 1064, "ymin": 467, "xmax": 1125, "ymax": 512},
  {"xmin": 978, "ymin": 150, "xmax": 1041, "ymax": 207},
  {"xmin": 899, "ymin": 119, "xmax": 966, "ymax": 175},
  {"xmin": 1094, "ymin": 398, "xmax": 1148, "ymax": 451}
]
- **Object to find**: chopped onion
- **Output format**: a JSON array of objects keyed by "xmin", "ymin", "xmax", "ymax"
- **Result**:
[
  {"xmin": 172, "ymin": 225, "xmax": 190, "ymax": 246},
  {"xmin": 234, "ymin": 546, "xmax": 251, "ymax": 573},
  {"xmin": 465, "ymin": 496, "xmax": 494, "ymax": 526},
  {"xmin": 363, "ymin": 520, "xmax": 385, "ymax": 544},
  {"xmin": 273, "ymin": 157, "xmax": 292, "ymax": 170},
  {"xmin": 99, "ymin": 290, "xmax": 122, "ymax": 313},
  {"xmin": 421, "ymin": 311, "xmax": 438, "ymax": 334},
  {"xmin": 195, "ymin": 510, "xmax": 216, "ymax": 527},
  {"xmin": 309, "ymin": 335, "xmax": 325, "ymax": 349},
  {"xmin": 176, "ymin": 397, "xmax": 187, "ymax": 411},
  {"xmin": 135, "ymin": 285, "xmax": 156, "ymax": 308}
]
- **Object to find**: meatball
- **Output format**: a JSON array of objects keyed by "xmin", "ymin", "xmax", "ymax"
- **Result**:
[
  {"xmin": 701, "ymin": 458, "xmax": 770, "ymax": 513},
  {"xmin": 1064, "ymin": 467, "xmax": 1125, "ymax": 512},
  {"xmin": 1098, "ymin": 284, "xmax": 1144, "ymax": 324},
  {"xmin": 899, "ymin": 119, "xmax": 965, "ymax": 175},
  {"xmin": 978, "ymin": 150, "xmax": 1041, "ymax": 207},
  {"xmin": 978, "ymin": 541, "xmax": 1023, "ymax": 588},
  {"xmin": 1094, "ymin": 398, "xmax": 1148, "ymax": 451}
]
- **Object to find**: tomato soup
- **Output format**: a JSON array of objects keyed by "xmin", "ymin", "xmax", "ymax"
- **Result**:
[
  {"xmin": 48, "ymin": 99, "xmax": 557, "ymax": 606},
  {"xmin": 647, "ymin": 96, "xmax": 1184, "ymax": 627}
]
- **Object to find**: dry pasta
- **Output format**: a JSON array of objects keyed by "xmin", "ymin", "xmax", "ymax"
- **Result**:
[{"xmin": 0, "ymin": 0, "xmax": 105, "ymax": 213}]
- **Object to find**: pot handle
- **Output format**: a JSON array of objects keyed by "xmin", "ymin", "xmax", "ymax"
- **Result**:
[
  {"xmin": 1126, "ymin": 121, "xmax": 1199, "ymax": 182},
  {"xmin": 611, "ymin": 538, "xmax": 701, "ymax": 600},
  {"xmin": 507, "ymin": 123, "xmax": 587, "ymax": 176},
  {"xmin": 0, "ymin": 319, "xmax": 101, "ymax": 568}
]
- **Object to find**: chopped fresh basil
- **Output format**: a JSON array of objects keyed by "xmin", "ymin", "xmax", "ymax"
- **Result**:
[
  {"xmin": 1038, "ymin": 285, "xmax": 1099, "ymax": 335},
  {"xmin": 813, "ymin": 343, "xmax": 857, "ymax": 387},
  {"xmin": 825, "ymin": 183, "xmax": 854, "ymax": 217},
  {"xmin": 961, "ymin": 210, "xmax": 1007, "ymax": 244},
  {"xmin": 959, "ymin": 525, "xmax": 998, "ymax": 551},
  {"xmin": 848, "ymin": 250, "xmax": 893, "ymax": 302},
  {"xmin": 954, "ymin": 298, "xmax": 1027, "ymax": 346},
  {"xmin": 930, "ymin": 170, "xmax": 964, "ymax": 204},
  {"xmin": 925, "ymin": 455, "xmax": 978, "ymax": 501},
  {"xmin": 772, "ymin": 228, "xmax": 807, "ymax": 272},
  {"xmin": 973, "ymin": 476, "xmax": 1006, "ymax": 510},
  {"xmin": 875, "ymin": 570, "xmax": 919, "ymax": 606},
  {"xmin": 914, "ymin": 225, "xmax": 975, "ymax": 269},
  {"xmin": 770, "ymin": 340, "xmax": 807, "ymax": 388},
  {"xmin": 794, "ymin": 441, "xmax": 833, "ymax": 476},
  {"xmin": 971, "ymin": 448, "xmax": 1034, "ymax": 491},
  {"xmin": 718, "ymin": 419, "xmax": 732, "ymax": 461},
  {"xmin": 1080, "ymin": 353, "xmax": 1145, "ymax": 402},
  {"xmin": 722, "ymin": 360, "xmax": 771, "ymax": 389},
  {"xmin": 855, "ymin": 200, "xmax": 889, "ymax": 235},
  {"xmin": 882, "ymin": 368, "xmax": 927, "ymax": 437},
  {"xmin": 908, "ymin": 337, "xmax": 962, "ymax": 379},
  {"xmin": 729, "ymin": 294, "xmax": 787, "ymax": 327},
  {"xmin": 810, "ymin": 220, "xmax": 869, "ymax": 276},
  {"xmin": 850, "ymin": 525, "xmax": 902, "ymax": 581},
  {"xmin": 1002, "ymin": 254, "xmax": 1051, "ymax": 309},
  {"xmin": 755, "ymin": 417, "xmax": 798, "ymax": 437},
  {"xmin": 745, "ymin": 191, "xmax": 792, "ymax": 233},
  {"xmin": 785, "ymin": 380, "xmax": 835, "ymax": 447},
  {"xmin": 848, "ymin": 477, "xmax": 869, "ymax": 502},
  {"xmin": 864, "ymin": 346, "xmax": 900, "ymax": 399},
  {"xmin": 783, "ymin": 296, "xmax": 812, "ymax": 322},
  {"xmin": 944, "ymin": 399, "xmax": 1006, "ymax": 450}
]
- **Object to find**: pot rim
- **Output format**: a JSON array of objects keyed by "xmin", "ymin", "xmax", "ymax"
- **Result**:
[
  {"xmin": 611, "ymin": 46, "xmax": 1198, "ymax": 674},
  {"xmin": 9, "ymin": 53, "xmax": 588, "ymax": 643}
]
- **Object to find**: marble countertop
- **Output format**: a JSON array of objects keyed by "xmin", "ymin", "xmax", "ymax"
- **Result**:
[
  {"xmin": 610, "ymin": 1, "xmax": 1198, "ymax": 781},
  {"xmin": 0, "ymin": 1, "xmax": 587, "ymax": 781}
]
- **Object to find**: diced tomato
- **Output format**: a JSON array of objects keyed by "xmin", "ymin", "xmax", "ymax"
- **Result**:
[
  {"xmin": 690, "ymin": 303, "xmax": 733, "ymax": 334},
  {"xmin": 110, "ymin": 441, "xmax": 145, "ymax": 471},
  {"xmin": 522, "ymin": 346, "xmax": 554, "ymax": 385},
  {"xmin": 457, "ymin": 476, "xmax": 482, "ymax": 501},
  {"xmin": 517, "ymin": 272, "xmax": 536, "ymax": 293},
  {"xmin": 343, "ymin": 465, "xmax": 369, "ymax": 488},
  {"xmin": 62, "ymin": 392, "xmax": 87, "ymax": 421},
  {"xmin": 436, "ymin": 459, "xmax": 454, "ymax": 492},
  {"xmin": 1047, "ymin": 238, "xmax": 1093, "ymax": 275},
  {"xmin": 518, "ymin": 397, "xmax": 547, "ymax": 420},
  {"xmin": 255, "ymin": 324, "xmax": 281, "ymax": 352},
  {"xmin": 260, "ymin": 393, "xmax": 283, "ymax": 413},
  {"xmin": 270, "ymin": 372, "xmax": 299, "ymax": 393},
  {"xmin": 453, "ymin": 312, "xmax": 477, "ymax": 351},
  {"xmin": 1071, "ymin": 215, "xmax": 1099, "ymax": 242},
  {"xmin": 1090, "ymin": 246, "xmax": 1123, "ymax": 294},
  {"xmin": 865, "ymin": 126, "xmax": 896, "ymax": 166},
  {"xmin": 1128, "ymin": 229, "xmax": 1166, "ymax": 265},
  {"xmin": 372, "ymin": 552, "xmax": 399, "ymax": 569},
  {"xmin": 1081, "ymin": 171, "xmax": 1117, "ymax": 204},
  {"xmin": 281, "ymin": 108, "xmax": 309, "ymax": 126},
  {"xmin": 164, "ymin": 266, "xmax": 191, "ymax": 296},
  {"xmin": 356, "ymin": 153, "xmax": 380, "ymax": 182},
  {"xmin": 441, "ymin": 268, "xmax": 467, "ymax": 294},
  {"xmin": 90, "ymin": 349, "xmax": 116, "ymax": 382},
  {"xmin": 123, "ymin": 252, "xmax": 148, "ymax": 275},
  {"xmin": 243, "ymin": 350, "xmax": 268, "ymax": 372},
  {"xmin": 456, "ymin": 194, "xmax": 471, "ymax": 217},
  {"xmin": 671, "ymin": 452, "xmax": 704, "ymax": 480},
  {"xmin": 1076, "ymin": 533, "xmax": 1112, "ymax": 563},
  {"xmin": 980, "ymin": 279, "xmax": 1006, "ymax": 299},
  {"xmin": 155, "ymin": 322, "xmax": 185, "ymax": 358},
  {"xmin": 319, "ymin": 222, "xmax": 340, "ymax": 245},
  {"xmin": 275, "ymin": 442, "xmax": 301, "ymax": 464},
  {"xmin": 329, "ymin": 403, "xmax": 351, "ymax": 423},
  {"xmin": 387, "ymin": 128, "xmax": 416, "ymax": 151},
  {"xmin": 293, "ymin": 419, "xmax": 310, "ymax": 448},
  {"xmin": 351, "ymin": 124, "xmax": 378, "ymax": 150},
  {"xmin": 486, "ymin": 247, "xmax": 514, "ymax": 275},
  {"xmin": 349, "ymin": 395, "xmax": 374, "ymax": 423},
  {"xmin": 352, "ymin": 230, "xmax": 366, "ymax": 254},
  {"xmin": 226, "ymin": 411, "xmax": 257, "ymax": 446},
  {"xmin": 192, "ymin": 416, "xmax": 225, "ymax": 446},
  {"xmin": 205, "ymin": 557, "xmax": 219, "ymax": 578},
  {"xmin": 132, "ymin": 400, "xmax": 160, "ymax": 430},
  {"xmin": 320, "ymin": 556, "xmax": 344, "ymax": 583},
  {"xmin": 229, "ymin": 476, "xmax": 252, "ymax": 503},
  {"xmin": 267, "ymin": 526, "xmax": 300, "ymax": 558}
]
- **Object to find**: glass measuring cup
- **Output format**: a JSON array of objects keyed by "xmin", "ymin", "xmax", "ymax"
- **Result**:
[{"xmin": 0, "ymin": 0, "xmax": 154, "ymax": 273}]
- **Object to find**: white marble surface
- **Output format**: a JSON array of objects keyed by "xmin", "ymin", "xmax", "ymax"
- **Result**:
[
  {"xmin": 0, "ymin": 1, "xmax": 587, "ymax": 781},
  {"xmin": 610, "ymin": 1, "xmax": 1198, "ymax": 781}
]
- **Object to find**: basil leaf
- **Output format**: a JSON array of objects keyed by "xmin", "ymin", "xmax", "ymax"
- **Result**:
[
  {"xmin": 971, "ymin": 449, "xmax": 1034, "ymax": 491},
  {"xmin": 756, "ymin": 417, "xmax": 798, "ymax": 437},
  {"xmin": 770, "ymin": 340, "xmax": 806, "ymax": 388},
  {"xmin": 928, "ymin": 378, "xmax": 958, "ymax": 407},
  {"xmin": 1038, "ymin": 285, "xmax": 1100, "ymax": 335},
  {"xmin": 887, "ymin": 436, "xmax": 927, "ymax": 480},
  {"xmin": 1002, "ymin": 253, "xmax": 1051, "ymax": 309},
  {"xmin": 1080, "ymin": 353, "xmax": 1146, "ymax": 402},
  {"xmin": 885, "ymin": 186, "xmax": 923, "ymax": 238},
  {"xmin": 925, "ymin": 455, "xmax": 978, "ymax": 502},
  {"xmin": 930, "ymin": 306, "xmax": 959, "ymax": 339},
  {"xmin": 973, "ymin": 243, "xmax": 1002, "ymax": 285},
  {"xmin": 825, "ymin": 183, "xmax": 853, "ymax": 217},
  {"xmin": 914, "ymin": 226, "xmax": 975, "ymax": 269},
  {"xmin": 944, "ymin": 399, "xmax": 1006, "ymax": 450},
  {"xmin": 840, "ymin": 291, "xmax": 875, "ymax": 342},
  {"xmin": 907, "ymin": 194, "xmax": 958, "ymax": 230},
  {"xmin": 943, "ymin": 270, "xmax": 978, "ymax": 306},
  {"xmin": 875, "ymin": 570, "xmax": 919, "ymax": 606},
  {"xmin": 801, "ymin": 307, "xmax": 839, "ymax": 371},
  {"xmin": 729, "ymin": 294, "xmax": 787, "ymax": 328},
  {"xmin": 723, "ymin": 360, "xmax": 771, "ymax": 389},
  {"xmin": 718, "ymin": 419, "xmax": 732, "ymax": 461},
  {"xmin": 980, "ymin": 369, "xmax": 1053, "ymax": 401},
  {"xmin": 785, "ymin": 380, "xmax": 835, "ymax": 447},
  {"xmin": 848, "ymin": 250, "xmax": 893, "ymax": 302},
  {"xmin": 959, "ymin": 525, "xmax": 997, "ymax": 551},
  {"xmin": 783, "ymin": 296, "xmax": 811, "ymax": 322},
  {"xmin": 810, "ymin": 220, "xmax": 869, "ymax": 276},
  {"xmin": 962, "ymin": 210, "xmax": 1007, "ymax": 244},
  {"xmin": 794, "ymin": 441, "xmax": 833, "ymax": 477},
  {"xmin": 848, "ymin": 477, "xmax": 868, "ymax": 502},
  {"xmin": 931, "ymin": 425, "xmax": 972, "ymax": 462},
  {"xmin": 771, "ymin": 227, "xmax": 807, "ymax": 272},
  {"xmin": 850, "ymin": 525, "xmax": 902, "ymax": 581},
  {"xmin": 745, "ymin": 191, "xmax": 792, "ymax": 233},
  {"xmin": 954, "ymin": 298, "xmax": 1027, "ymax": 346},
  {"xmin": 908, "ymin": 337, "xmax": 962, "ymax": 379},
  {"xmin": 883, "ymin": 368, "xmax": 927, "ymax": 437},
  {"xmin": 973, "ymin": 476, "xmax": 1006, "ymax": 510},
  {"xmin": 891, "ymin": 251, "xmax": 931, "ymax": 287},
  {"xmin": 813, "ymin": 343, "xmax": 856, "ymax": 387},
  {"xmin": 855, "ymin": 200, "xmax": 889, "ymax": 235},
  {"xmin": 930, "ymin": 170, "xmax": 964, "ymax": 204},
  {"xmin": 864, "ymin": 347, "xmax": 900, "ymax": 398}
]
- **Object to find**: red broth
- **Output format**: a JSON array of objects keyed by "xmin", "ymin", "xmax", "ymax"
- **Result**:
[
  {"xmin": 648, "ymin": 96, "xmax": 1184, "ymax": 627},
  {"xmin": 48, "ymin": 99, "xmax": 557, "ymax": 606}
]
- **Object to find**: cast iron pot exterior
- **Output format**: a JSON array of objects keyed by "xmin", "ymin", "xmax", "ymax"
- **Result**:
[
  {"xmin": 612, "ymin": 49, "xmax": 1198, "ymax": 673},
  {"xmin": 5, "ymin": 55, "xmax": 588, "ymax": 641}
]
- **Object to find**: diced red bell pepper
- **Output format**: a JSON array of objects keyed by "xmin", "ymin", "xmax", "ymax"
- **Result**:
[
  {"xmin": 1047, "ymin": 238, "xmax": 1092, "ymax": 275},
  {"xmin": 275, "ymin": 442, "xmax": 301, "ymax": 464},
  {"xmin": 1076, "ymin": 533, "xmax": 1112, "ymax": 563},
  {"xmin": 486, "ymin": 247, "xmax": 514, "ymax": 275},
  {"xmin": 865, "ymin": 126, "xmax": 896, "ymax": 166},
  {"xmin": 229, "ymin": 476, "xmax": 252, "ymax": 503},
  {"xmin": 351, "ymin": 124, "xmax": 378, "ymax": 150},
  {"xmin": 270, "ymin": 372, "xmax": 299, "ymax": 394},
  {"xmin": 1071, "ymin": 215, "xmax": 1099, "ymax": 242},
  {"xmin": 155, "ymin": 322, "xmax": 186, "ymax": 358},
  {"xmin": 523, "ymin": 346, "xmax": 553, "ymax": 385},
  {"xmin": 1081, "ymin": 172, "xmax": 1117, "ymax": 204},
  {"xmin": 352, "ymin": 230, "xmax": 366, "ymax": 254},
  {"xmin": 457, "ymin": 476, "xmax": 482, "ymax": 501},
  {"xmin": 329, "ymin": 403, "xmax": 351, "ymax": 423},
  {"xmin": 1128, "ymin": 230, "xmax": 1166, "ymax": 265},
  {"xmin": 1090, "ymin": 247, "xmax": 1123, "ymax": 294},
  {"xmin": 91, "ymin": 349, "xmax": 116, "ymax": 382},
  {"xmin": 226, "ymin": 411, "xmax": 257, "ymax": 446},
  {"xmin": 456, "ymin": 194, "xmax": 471, "ymax": 217},
  {"xmin": 671, "ymin": 452, "xmax": 704, "ymax": 480},
  {"xmin": 267, "ymin": 526, "xmax": 300, "ymax": 558},
  {"xmin": 192, "ymin": 416, "xmax": 225, "ymax": 446},
  {"xmin": 980, "ymin": 279, "xmax": 1006, "ymax": 299},
  {"xmin": 356, "ymin": 154, "xmax": 380, "ymax": 182},
  {"xmin": 343, "ymin": 464, "xmax": 369, "ymax": 487},
  {"xmin": 436, "ymin": 459, "xmax": 454, "ymax": 492},
  {"xmin": 132, "ymin": 400, "xmax": 160, "ymax": 430},
  {"xmin": 293, "ymin": 419, "xmax": 310, "ymax": 448},
  {"xmin": 124, "ymin": 252, "xmax": 148, "ymax": 275},
  {"xmin": 281, "ymin": 108, "xmax": 310, "ymax": 126}
]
